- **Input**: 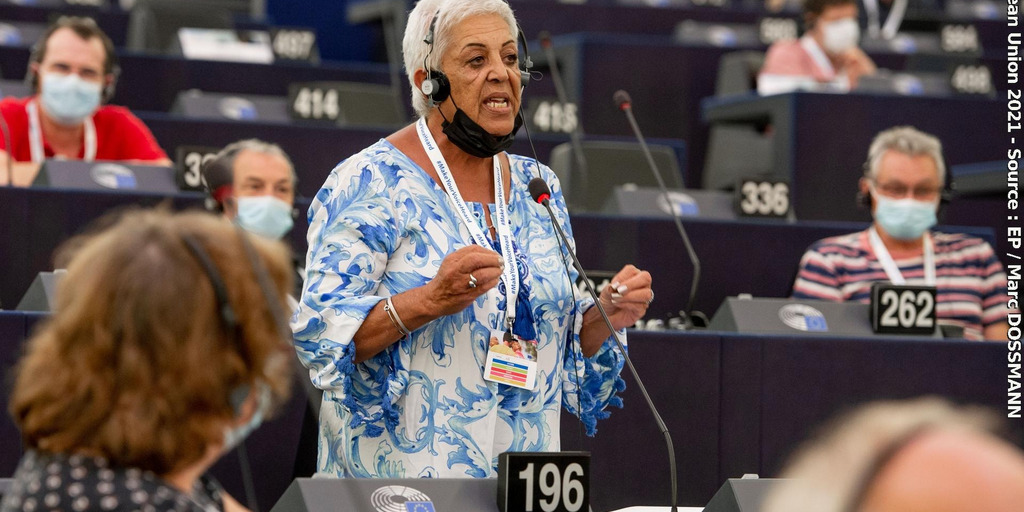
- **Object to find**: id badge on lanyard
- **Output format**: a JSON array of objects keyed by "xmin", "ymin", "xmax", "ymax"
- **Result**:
[{"xmin": 415, "ymin": 117, "xmax": 536, "ymax": 389}]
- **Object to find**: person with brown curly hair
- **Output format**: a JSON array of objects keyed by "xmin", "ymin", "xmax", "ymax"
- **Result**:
[{"xmin": 1, "ymin": 209, "xmax": 294, "ymax": 512}]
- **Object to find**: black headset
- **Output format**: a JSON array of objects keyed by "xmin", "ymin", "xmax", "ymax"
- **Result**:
[
  {"xmin": 201, "ymin": 142, "xmax": 302, "ymax": 224},
  {"xmin": 179, "ymin": 227, "xmax": 289, "ymax": 416},
  {"xmin": 419, "ymin": 8, "xmax": 533, "ymax": 107},
  {"xmin": 26, "ymin": 17, "xmax": 121, "ymax": 103},
  {"xmin": 202, "ymin": 145, "xmax": 244, "ymax": 212}
]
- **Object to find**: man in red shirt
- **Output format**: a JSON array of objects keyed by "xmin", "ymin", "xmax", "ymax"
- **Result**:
[{"xmin": 0, "ymin": 17, "xmax": 170, "ymax": 187}]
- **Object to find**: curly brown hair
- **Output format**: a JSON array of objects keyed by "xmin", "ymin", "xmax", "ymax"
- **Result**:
[{"xmin": 9, "ymin": 209, "xmax": 294, "ymax": 475}]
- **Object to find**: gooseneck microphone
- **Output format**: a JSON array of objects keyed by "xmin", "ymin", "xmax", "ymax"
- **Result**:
[
  {"xmin": 614, "ymin": 90, "xmax": 702, "ymax": 328},
  {"xmin": 538, "ymin": 31, "xmax": 588, "ymax": 203},
  {"xmin": 529, "ymin": 177, "xmax": 678, "ymax": 512}
]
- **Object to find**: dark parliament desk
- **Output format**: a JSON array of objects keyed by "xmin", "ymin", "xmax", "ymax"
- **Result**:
[
  {"xmin": 138, "ymin": 114, "xmax": 677, "ymax": 201},
  {"xmin": 0, "ymin": 314, "xmax": 1015, "ymax": 510},
  {"xmin": 0, "ymin": 187, "xmax": 996, "ymax": 322}
]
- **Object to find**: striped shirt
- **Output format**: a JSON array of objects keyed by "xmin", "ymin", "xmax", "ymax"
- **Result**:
[{"xmin": 792, "ymin": 230, "xmax": 1011, "ymax": 341}]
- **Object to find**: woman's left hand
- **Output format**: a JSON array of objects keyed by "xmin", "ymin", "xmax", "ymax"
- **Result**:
[{"xmin": 598, "ymin": 264, "xmax": 653, "ymax": 331}]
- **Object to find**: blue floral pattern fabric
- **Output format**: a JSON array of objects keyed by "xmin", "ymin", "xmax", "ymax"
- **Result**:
[{"xmin": 291, "ymin": 139, "xmax": 626, "ymax": 478}]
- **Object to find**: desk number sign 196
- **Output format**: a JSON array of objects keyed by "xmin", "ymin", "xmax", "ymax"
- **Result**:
[{"xmin": 498, "ymin": 452, "xmax": 590, "ymax": 512}]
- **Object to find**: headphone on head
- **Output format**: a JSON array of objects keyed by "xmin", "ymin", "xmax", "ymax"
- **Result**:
[
  {"xmin": 201, "ymin": 142, "xmax": 302, "ymax": 225},
  {"xmin": 419, "ymin": 8, "xmax": 533, "ymax": 108},
  {"xmin": 202, "ymin": 145, "xmax": 243, "ymax": 212},
  {"xmin": 179, "ymin": 227, "xmax": 288, "ymax": 417},
  {"xmin": 26, "ymin": 17, "xmax": 121, "ymax": 103}
]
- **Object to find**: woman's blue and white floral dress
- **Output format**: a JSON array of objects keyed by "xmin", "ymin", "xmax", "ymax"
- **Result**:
[{"xmin": 291, "ymin": 140, "xmax": 626, "ymax": 478}]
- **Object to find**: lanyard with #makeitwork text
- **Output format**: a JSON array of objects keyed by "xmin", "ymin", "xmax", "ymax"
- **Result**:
[
  {"xmin": 26, "ymin": 99, "xmax": 96, "ymax": 164},
  {"xmin": 868, "ymin": 227, "xmax": 936, "ymax": 285},
  {"xmin": 415, "ymin": 116, "xmax": 519, "ymax": 331}
]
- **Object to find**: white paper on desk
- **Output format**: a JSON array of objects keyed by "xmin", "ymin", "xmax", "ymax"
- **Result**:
[{"xmin": 178, "ymin": 28, "xmax": 275, "ymax": 64}]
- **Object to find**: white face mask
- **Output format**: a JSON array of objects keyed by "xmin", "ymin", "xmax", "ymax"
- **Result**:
[
  {"xmin": 39, "ymin": 72, "xmax": 102, "ymax": 126},
  {"xmin": 870, "ymin": 185, "xmax": 939, "ymax": 241},
  {"xmin": 235, "ymin": 195, "xmax": 294, "ymax": 239},
  {"xmin": 223, "ymin": 384, "xmax": 271, "ymax": 451},
  {"xmin": 822, "ymin": 17, "xmax": 860, "ymax": 54}
]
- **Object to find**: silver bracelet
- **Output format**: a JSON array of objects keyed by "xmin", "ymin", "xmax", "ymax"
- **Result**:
[{"xmin": 384, "ymin": 296, "xmax": 411, "ymax": 338}]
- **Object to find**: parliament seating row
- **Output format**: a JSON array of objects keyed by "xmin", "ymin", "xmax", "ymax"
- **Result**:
[
  {"xmin": 0, "ymin": 0, "xmax": 1009, "ymax": 62},
  {"xmin": 0, "ymin": 45, "xmax": 392, "ymax": 112},
  {"xmin": 0, "ymin": 186, "xmax": 997, "ymax": 322},
  {"xmin": 0, "ymin": 0, "xmax": 262, "ymax": 53},
  {"xmin": 0, "ymin": 313, "xmax": 1014, "ymax": 509},
  {"xmin": 0, "ymin": 1, "xmax": 130, "ymax": 47},
  {"xmin": 0, "ymin": 20, "xmax": 1003, "ymax": 124},
  {"xmin": 700, "ymin": 91, "xmax": 1005, "ymax": 221},
  {"xmin": 533, "ymin": 33, "xmax": 1005, "ymax": 188},
  {"xmin": 0, "ymin": 23, "xmax": 1004, "ymax": 195},
  {"xmin": 136, "ymin": 113, "xmax": 686, "ymax": 199}
]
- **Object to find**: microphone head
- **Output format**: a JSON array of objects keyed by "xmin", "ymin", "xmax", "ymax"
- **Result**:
[
  {"xmin": 613, "ymin": 90, "xmax": 632, "ymax": 111},
  {"xmin": 528, "ymin": 177, "xmax": 552, "ymax": 204},
  {"xmin": 539, "ymin": 30, "xmax": 552, "ymax": 49}
]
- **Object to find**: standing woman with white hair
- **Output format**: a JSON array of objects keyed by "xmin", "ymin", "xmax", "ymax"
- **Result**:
[{"xmin": 292, "ymin": 0, "xmax": 654, "ymax": 478}]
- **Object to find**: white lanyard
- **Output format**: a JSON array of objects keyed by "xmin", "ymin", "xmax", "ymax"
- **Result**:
[
  {"xmin": 864, "ymin": 0, "xmax": 908, "ymax": 39},
  {"xmin": 869, "ymin": 227, "xmax": 936, "ymax": 286},
  {"xmin": 415, "ymin": 117, "xmax": 519, "ymax": 330},
  {"xmin": 863, "ymin": 0, "xmax": 881, "ymax": 38},
  {"xmin": 801, "ymin": 36, "xmax": 835, "ymax": 78},
  {"xmin": 27, "ymin": 99, "xmax": 97, "ymax": 164},
  {"xmin": 799, "ymin": 36, "xmax": 850, "ymax": 91}
]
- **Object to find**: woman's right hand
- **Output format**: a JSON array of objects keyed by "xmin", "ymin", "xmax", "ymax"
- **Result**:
[{"xmin": 426, "ymin": 245, "xmax": 505, "ymax": 317}]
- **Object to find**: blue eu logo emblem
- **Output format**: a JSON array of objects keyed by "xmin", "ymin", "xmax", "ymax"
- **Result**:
[
  {"xmin": 779, "ymin": 304, "xmax": 828, "ymax": 332},
  {"xmin": 405, "ymin": 502, "xmax": 435, "ymax": 512},
  {"xmin": 804, "ymin": 314, "xmax": 828, "ymax": 331}
]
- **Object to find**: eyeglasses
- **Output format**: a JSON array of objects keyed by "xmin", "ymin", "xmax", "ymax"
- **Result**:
[{"xmin": 871, "ymin": 181, "xmax": 942, "ymax": 201}]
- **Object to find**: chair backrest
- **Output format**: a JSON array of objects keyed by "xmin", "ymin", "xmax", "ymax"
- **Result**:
[
  {"xmin": 702, "ymin": 125, "xmax": 776, "ymax": 191},
  {"xmin": 703, "ymin": 50, "xmax": 773, "ymax": 191},
  {"xmin": 329, "ymin": 82, "xmax": 408, "ymax": 128},
  {"xmin": 715, "ymin": 50, "xmax": 766, "ymax": 97},
  {"xmin": 127, "ymin": 0, "xmax": 250, "ymax": 53},
  {"xmin": 548, "ymin": 140, "xmax": 684, "ymax": 213}
]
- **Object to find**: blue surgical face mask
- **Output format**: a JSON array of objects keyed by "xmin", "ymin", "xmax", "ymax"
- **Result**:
[
  {"xmin": 223, "ymin": 384, "xmax": 271, "ymax": 451},
  {"xmin": 39, "ymin": 72, "xmax": 102, "ymax": 126},
  {"xmin": 235, "ymin": 195, "xmax": 293, "ymax": 239},
  {"xmin": 872, "ymin": 187, "xmax": 938, "ymax": 240}
]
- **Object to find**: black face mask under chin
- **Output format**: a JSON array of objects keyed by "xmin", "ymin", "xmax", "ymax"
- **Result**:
[{"xmin": 440, "ymin": 103, "xmax": 524, "ymax": 159}]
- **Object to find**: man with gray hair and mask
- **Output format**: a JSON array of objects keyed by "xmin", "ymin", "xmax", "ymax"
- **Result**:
[
  {"xmin": 203, "ymin": 138, "xmax": 304, "ymax": 303},
  {"xmin": 202, "ymin": 138, "xmax": 297, "ymax": 240},
  {"xmin": 792, "ymin": 126, "xmax": 1011, "ymax": 341}
]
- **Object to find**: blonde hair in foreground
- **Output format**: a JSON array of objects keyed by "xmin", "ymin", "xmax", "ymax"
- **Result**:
[
  {"xmin": 762, "ymin": 397, "xmax": 1002, "ymax": 512},
  {"xmin": 9, "ymin": 209, "xmax": 294, "ymax": 476}
]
